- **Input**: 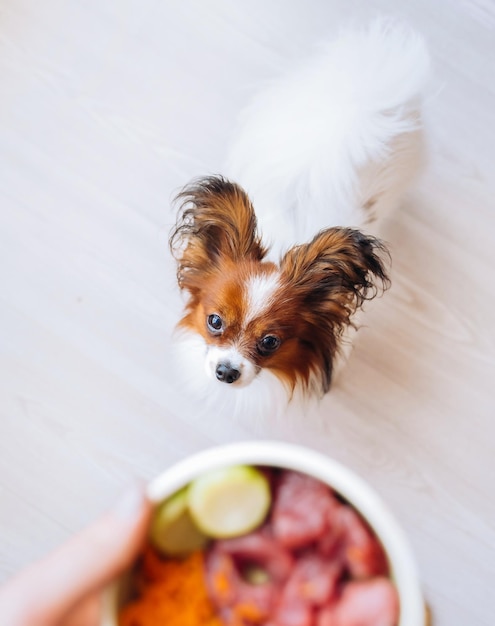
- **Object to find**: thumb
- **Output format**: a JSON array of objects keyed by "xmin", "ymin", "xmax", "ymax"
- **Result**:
[{"xmin": 0, "ymin": 482, "xmax": 152, "ymax": 626}]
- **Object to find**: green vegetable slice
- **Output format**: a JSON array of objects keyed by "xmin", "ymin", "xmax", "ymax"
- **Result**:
[
  {"xmin": 150, "ymin": 487, "xmax": 209, "ymax": 556},
  {"xmin": 187, "ymin": 465, "xmax": 271, "ymax": 539}
]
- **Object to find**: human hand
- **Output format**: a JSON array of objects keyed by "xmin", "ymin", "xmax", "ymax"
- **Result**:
[{"xmin": 0, "ymin": 483, "xmax": 152, "ymax": 626}]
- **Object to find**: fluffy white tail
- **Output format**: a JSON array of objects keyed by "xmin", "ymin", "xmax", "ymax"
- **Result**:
[{"xmin": 226, "ymin": 19, "xmax": 430, "ymax": 256}]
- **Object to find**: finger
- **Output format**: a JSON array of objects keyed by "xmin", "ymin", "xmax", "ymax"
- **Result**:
[
  {"xmin": 60, "ymin": 594, "xmax": 100, "ymax": 626},
  {"xmin": 0, "ymin": 482, "xmax": 152, "ymax": 626}
]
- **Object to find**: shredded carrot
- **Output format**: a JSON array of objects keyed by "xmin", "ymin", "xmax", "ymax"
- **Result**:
[{"xmin": 119, "ymin": 546, "xmax": 224, "ymax": 626}]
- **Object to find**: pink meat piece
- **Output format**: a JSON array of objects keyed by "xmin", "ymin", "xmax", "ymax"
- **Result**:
[
  {"xmin": 272, "ymin": 471, "xmax": 337, "ymax": 549},
  {"xmin": 273, "ymin": 598, "xmax": 315, "ymax": 626},
  {"xmin": 205, "ymin": 549, "xmax": 239, "ymax": 608},
  {"xmin": 317, "ymin": 497, "xmax": 348, "ymax": 561},
  {"xmin": 316, "ymin": 578, "xmax": 400, "ymax": 626},
  {"xmin": 282, "ymin": 553, "xmax": 342, "ymax": 607},
  {"xmin": 205, "ymin": 546, "xmax": 281, "ymax": 624},
  {"xmin": 205, "ymin": 532, "xmax": 295, "ymax": 624},
  {"xmin": 236, "ymin": 582, "xmax": 280, "ymax": 622},
  {"xmin": 338, "ymin": 506, "xmax": 389, "ymax": 578},
  {"xmin": 216, "ymin": 529, "xmax": 294, "ymax": 583}
]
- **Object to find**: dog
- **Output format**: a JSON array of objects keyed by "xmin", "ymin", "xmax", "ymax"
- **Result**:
[{"xmin": 169, "ymin": 19, "xmax": 430, "ymax": 419}]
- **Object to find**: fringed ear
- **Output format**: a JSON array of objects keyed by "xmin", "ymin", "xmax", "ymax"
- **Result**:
[
  {"xmin": 280, "ymin": 227, "xmax": 391, "ymax": 334},
  {"xmin": 169, "ymin": 176, "xmax": 267, "ymax": 293}
]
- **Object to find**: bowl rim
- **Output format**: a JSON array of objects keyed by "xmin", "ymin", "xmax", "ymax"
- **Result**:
[{"xmin": 103, "ymin": 440, "xmax": 423, "ymax": 626}]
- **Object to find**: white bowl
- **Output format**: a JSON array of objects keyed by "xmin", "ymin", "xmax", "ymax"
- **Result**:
[{"xmin": 102, "ymin": 441, "xmax": 424, "ymax": 626}]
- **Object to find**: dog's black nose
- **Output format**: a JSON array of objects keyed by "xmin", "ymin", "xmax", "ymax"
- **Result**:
[{"xmin": 215, "ymin": 363, "xmax": 241, "ymax": 384}]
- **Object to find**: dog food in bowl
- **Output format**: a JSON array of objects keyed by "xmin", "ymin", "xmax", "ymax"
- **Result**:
[{"xmin": 118, "ymin": 465, "xmax": 399, "ymax": 626}]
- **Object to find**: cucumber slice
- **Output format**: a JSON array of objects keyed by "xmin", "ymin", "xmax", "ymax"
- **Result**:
[
  {"xmin": 187, "ymin": 465, "xmax": 271, "ymax": 538},
  {"xmin": 150, "ymin": 486, "xmax": 209, "ymax": 556}
]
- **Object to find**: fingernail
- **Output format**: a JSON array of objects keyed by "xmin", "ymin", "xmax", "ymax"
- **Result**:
[{"xmin": 114, "ymin": 481, "xmax": 146, "ymax": 520}]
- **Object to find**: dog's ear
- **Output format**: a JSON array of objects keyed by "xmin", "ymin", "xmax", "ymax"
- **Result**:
[
  {"xmin": 169, "ymin": 176, "xmax": 267, "ymax": 292},
  {"xmin": 280, "ymin": 227, "xmax": 391, "ymax": 332}
]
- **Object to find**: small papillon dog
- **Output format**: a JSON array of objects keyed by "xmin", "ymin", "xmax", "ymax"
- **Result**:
[{"xmin": 169, "ymin": 20, "xmax": 430, "ymax": 419}]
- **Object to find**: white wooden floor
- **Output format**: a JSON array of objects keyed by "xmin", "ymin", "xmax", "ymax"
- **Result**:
[{"xmin": 1, "ymin": 1, "xmax": 494, "ymax": 624}]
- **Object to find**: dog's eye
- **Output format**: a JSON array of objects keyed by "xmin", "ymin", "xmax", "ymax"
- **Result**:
[
  {"xmin": 258, "ymin": 335, "xmax": 281, "ymax": 355},
  {"xmin": 207, "ymin": 314, "xmax": 224, "ymax": 334}
]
